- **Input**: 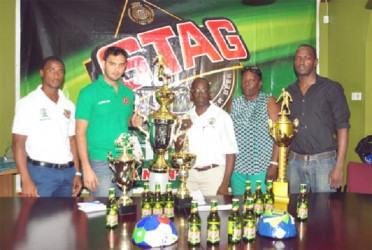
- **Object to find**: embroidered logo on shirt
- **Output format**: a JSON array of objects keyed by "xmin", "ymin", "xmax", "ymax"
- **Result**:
[
  {"xmin": 40, "ymin": 108, "xmax": 50, "ymax": 121},
  {"xmin": 63, "ymin": 109, "xmax": 71, "ymax": 119},
  {"xmin": 122, "ymin": 97, "xmax": 129, "ymax": 104},
  {"xmin": 203, "ymin": 117, "xmax": 216, "ymax": 131},
  {"xmin": 98, "ymin": 100, "xmax": 111, "ymax": 105},
  {"xmin": 208, "ymin": 117, "xmax": 216, "ymax": 126}
]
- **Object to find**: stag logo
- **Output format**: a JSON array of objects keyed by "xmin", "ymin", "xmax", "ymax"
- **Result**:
[{"xmin": 128, "ymin": 2, "xmax": 154, "ymax": 26}]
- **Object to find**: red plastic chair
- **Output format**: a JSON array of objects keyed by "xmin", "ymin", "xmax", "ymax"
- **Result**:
[{"xmin": 346, "ymin": 161, "xmax": 372, "ymax": 194}]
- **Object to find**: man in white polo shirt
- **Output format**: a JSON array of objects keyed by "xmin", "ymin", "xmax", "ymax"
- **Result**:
[
  {"xmin": 176, "ymin": 77, "xmax": 238, "ymax": 196},
  {"xmin": 12, "ymin": 56, "xmax": 82, "ymax": 197}
]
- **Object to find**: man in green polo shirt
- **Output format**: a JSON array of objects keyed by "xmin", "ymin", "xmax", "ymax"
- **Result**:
[{"xmin": 75, "ymin": 46, "xmax": 142, "ymax": 197}]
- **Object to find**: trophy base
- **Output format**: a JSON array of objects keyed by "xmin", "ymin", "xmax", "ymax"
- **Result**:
[
  {"xmin": 119, "ymin": 204, "xmax": 137, "ymax": 215},
  {"xmin": 149, "ymin": 171, "xmax": 169, "ymax": 193},
  {"xmin": 273, "ymin": 181, "xmax": 289, "ymax": 211},
  {"xmin": 174, "ymin": 196, "xmax": 192, "ymax": 209}
]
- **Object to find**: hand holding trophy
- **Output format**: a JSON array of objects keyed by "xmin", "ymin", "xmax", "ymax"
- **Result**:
[{"xmin": 107, "ymin": 133, "xmax": 142, "ymax": 215}]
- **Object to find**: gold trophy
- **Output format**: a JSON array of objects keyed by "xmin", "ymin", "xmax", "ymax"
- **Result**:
[
  {"xmin": 107, "ymin": 133, "xmax": 141, "ymax": 215},
  {"xmin": 138, "ymin": 53, "xmax": 178, "ymax": 193},
  {"xmin": 171, "ymin": 135, "xmax": 196, "ymax": 209},
  {"xmin": 268, "ymin": 88, "xmax": 299, "ymax": 211}
]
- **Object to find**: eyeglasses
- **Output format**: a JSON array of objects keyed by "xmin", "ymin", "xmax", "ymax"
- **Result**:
[
  {"xmin": 190, "ymin": 88, "xmax": 210, "ymax": 94},
  {"xmin": 242, "ymin": 66, "xmax": 262, "ymax": 79}
]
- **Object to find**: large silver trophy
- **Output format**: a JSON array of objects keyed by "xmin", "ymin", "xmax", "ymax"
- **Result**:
[
  {"xmin": 138, "ymin": 53, "xmax": 178, "ymax": 193},
  {"xmin": 107, "ymin": 133, "xmax": 141, "ymax": 215}
]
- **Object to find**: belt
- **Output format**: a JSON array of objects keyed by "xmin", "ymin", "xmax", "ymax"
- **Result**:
[
  {"xmin": 288, "ymin": 151, "xmax": 336, "ymax": 162},
  {"xmin": 27, "ymin": 157, "xmax": 74, "ymax": 169},
  {"xmin": 194, "ymin": 164, "xmax": 219, "ymax": 172}
]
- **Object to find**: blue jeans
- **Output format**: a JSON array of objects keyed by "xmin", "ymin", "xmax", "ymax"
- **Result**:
[
  {"xmin": 89, "ymin": 160, "xmax": 122, "ymax": 197},
  {"xmin": 28, "ymin": 162, "xmax": 75, "ymax": 197},
  {"xmin": 287, "ymin": 155, "xmax": 336, "ymax": 194}
]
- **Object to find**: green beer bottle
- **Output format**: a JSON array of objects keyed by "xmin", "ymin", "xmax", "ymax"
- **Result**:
[
  {"xmin": 228, "ymin": 198, "xmax": 242, "ymax": 243},
  {"xmin": 243, "ymin": 180, "xmax": 253, "ymax": 213},
  {"xmin": 207, "ymin": 199, "xmax": 220, "ymax": 245},
  {"xmin": 253, "ymin": 180, "xmax": 264, "ymax": 217},
  {"xmin": 106, "ymin": 188, "xmax": 118, "ymax": 229},
  {"xmin": 242, "ymin": 197, "xmax": 256, "ymax": 242},
  {"xmin": 141, "ymin": 182, "xmax": 152, "ymax": 217},
  {"xmin": 187, "ymin": 200, "xmax": 201, "ymax": 246},
  {"xmin": 296, "ymin": 183, "xmax": 308, "ymax": 221},
  {"xmin": 264, "ymin": 180, "xmax": 275, "ymax": 212},
  {"xmin": 152, "ymin": 182, "xmax": 164, "ymax": 216},
  {"xmin": 163, "ymin": 182, "xmax": 175, "ymax": 219}
]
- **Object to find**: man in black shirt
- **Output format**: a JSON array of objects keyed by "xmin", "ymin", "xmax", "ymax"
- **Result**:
[{"xmin": 286, "ymin": 44, "xmax": 350, "ymax": 193}]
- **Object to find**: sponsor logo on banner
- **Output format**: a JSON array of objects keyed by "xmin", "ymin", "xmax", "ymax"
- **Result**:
[{"xmin": 85, "ymin": 0, "xmax": 250, "ymax": 115}]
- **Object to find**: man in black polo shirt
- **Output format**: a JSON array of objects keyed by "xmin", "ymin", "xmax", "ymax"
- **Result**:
[{"xmin": 286, "ymin": 44, "xmax": 350, "ymax": 193}]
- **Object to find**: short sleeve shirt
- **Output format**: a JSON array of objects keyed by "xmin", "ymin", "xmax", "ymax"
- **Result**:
[
  {"xmin": 12, "ymin": 85, "xmax": 75, "ymax": 164},
  {"xmin": 186, "ymin": 103, "xmax": 238, "ymax": 167},
  {"xmin": 75, "ymin": 75, "xmax": 134, "ymax": 160}
]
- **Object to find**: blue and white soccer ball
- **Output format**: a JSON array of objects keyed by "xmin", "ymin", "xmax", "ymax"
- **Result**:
[
  {"xmin": 257, "ymin": 208, "xmax": 297, "ymax": 239},
  {"xmin": 132, "ymin": 215, "xmax": 178, "ymax": 247}
]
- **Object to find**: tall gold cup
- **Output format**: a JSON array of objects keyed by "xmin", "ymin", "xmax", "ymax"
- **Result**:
[
  {"xmin": 138, "ymin": 53, "xmax": 178, "ymax": 193},
  {"xmin": 268, "ymin": 89, "xmax": 299, "ymax": 211}
]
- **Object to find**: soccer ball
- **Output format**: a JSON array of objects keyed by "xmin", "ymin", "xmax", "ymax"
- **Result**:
[
  {"xmin": 132, "ymin": 215, "xmax": 178, "ymax": 247},
  {"xmin": 257, "ymin": 208, "xmax": 297, "ymax": 239}
]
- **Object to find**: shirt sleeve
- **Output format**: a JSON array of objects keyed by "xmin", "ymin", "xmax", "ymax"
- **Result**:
[
  {"xmin": 68, "ymin": 101, "xmax": 76, "ymax": 136},
  {"xmin": 331, "ymin": 83, "xmax": 351, "ymax": 129},
  {"xmin": 219, "ymin": 112, "xmax": 239, "ymax": 154},
  {"xmin": 12, "ymin": 98, "xmax": 32, "ymax": 136},
  {"xmin": 75, "ymin": 88, "xmax": 92, "ymax": 121}
]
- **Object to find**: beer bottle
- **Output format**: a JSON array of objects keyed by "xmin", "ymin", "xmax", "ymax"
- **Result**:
[
  {"xmin": 187, "ymin": 200, "xmax": 201, "ymax": 246},
  {"xmin": 264, "ymin": 180, "xmax": 275, "ymax": 212},
  {"xmin": 163, "ymin": 182, "xmax": 175, "ymax": 219},
  {"xmin": 228, "ymin": 198, "xmax": 242, "ymax": 243},
  {"xmin": 207, "ymin": 199, "xmax": 220, "ymax": 245},
  {"xmin": 152, "ymin": 182, "xmax": 164, "ymax": 216},
  {"xmin": 141, "ymin": 182, "xmax": 152, "ymax": 217},
  {"xmin": 106, "ymin": 188, "xmax": 118, "ymax": 229},
  {"xmin": 242, "ymin": 197, "xmax": 256, "ymax": 242},
  {"xmin": 296, "ymin": 183, "xmax": 308, "ymax": 221},
  {"xmin": 253, "ymin": 180, "xmax": 264, "ymax": 217},
  {"xmin": 243, "ymin": 180, "xmax": 253, "ymax": 213}
]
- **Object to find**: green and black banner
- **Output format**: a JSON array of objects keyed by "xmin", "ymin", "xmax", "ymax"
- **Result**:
[{"xmin": 20, "ymin": 0, "xmax": 316, "ymax": 190}]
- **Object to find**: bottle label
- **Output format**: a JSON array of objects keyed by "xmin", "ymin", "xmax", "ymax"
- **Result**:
[
  {"xmin": 297, "ymin": 204, "xmax": 308, "ymax": 219},
  {"xmin": 141, "ymin": 203, "xmax": 152, "ymax": 217},
  {"xmin": 228, "ymin": 221, "xmax": 242, "ymax": 241},
  {"xmin": 106, "ymin": 214, "xmax": 118, "ymax": 227},
  {"xmin": 254, "ymin": 202, "xmax": 263, "ymax": 215},
  {"xmin": 207, "ymin": 222, "xmax": 220, "ymax": 243},
  {"xmin": 164, "ymin": 205, "xmax": 174, "ymax": 218},
  {"xmin": 243, "ymin": 220, "xmax": 255, "ymax": 240},
  {"xmin": 188, "ymin": 224, "xmax": 201, "ymax": 244},
  {"xmin": 153, "ymin": 205, "xmax": 163, "ymax": 215},
  {"xmin": 264, "ymin": 203, "xmax": 274, "ymax": 211}
]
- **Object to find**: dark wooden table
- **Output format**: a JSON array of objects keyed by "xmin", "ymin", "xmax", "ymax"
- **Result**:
[{"xmin": 0, "ymin": 193, "xmax": 371, "ymax": 249}]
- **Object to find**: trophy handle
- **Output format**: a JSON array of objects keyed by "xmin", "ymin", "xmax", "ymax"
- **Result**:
[{"xmin": 107, "ymin": 152, "xmax": 117, "ymax": 173}]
